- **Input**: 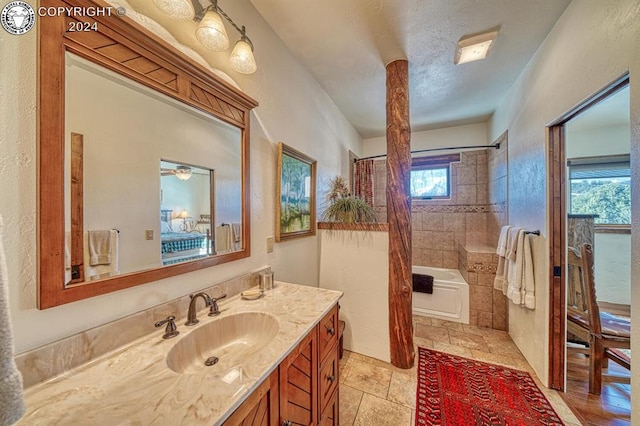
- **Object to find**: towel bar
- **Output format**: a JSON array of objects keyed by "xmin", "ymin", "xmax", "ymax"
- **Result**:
[{"xmin": 525, "ymin": 230, "xmax": 540, "ymax": 235}]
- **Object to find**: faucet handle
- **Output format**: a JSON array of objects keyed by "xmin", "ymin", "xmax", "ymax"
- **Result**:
[
  {"xmin": 209, "ymin": 294, "xmax": 227, "ymax": 317},
  {"xmin": 154, "ymin": 315, "xmax": 179, "ymax": 339}
]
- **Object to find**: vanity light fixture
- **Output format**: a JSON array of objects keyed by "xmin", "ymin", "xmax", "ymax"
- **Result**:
[
  {"xmin": 174, "ymin": 165, "xmax": 192, "ymax": 180},
  {"xmin": 154, "ymin": 0, "xmax": 257, "ymax": 74},
  {"xmin": 454, "ymin": 29, "xmax": 499, "ymax": 65}
]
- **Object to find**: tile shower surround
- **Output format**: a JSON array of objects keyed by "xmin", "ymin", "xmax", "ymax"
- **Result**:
[
  {"xmin": 372, "ymin": 146, "xmax": 509, "ymax": 330},
  {"xmin": 15, "ymin": 267, "xmax": 268, "ymax": 388}
]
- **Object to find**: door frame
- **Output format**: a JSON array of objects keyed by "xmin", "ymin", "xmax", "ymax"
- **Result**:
[{"xmin": 546, "ymin": 74, "xmax": 629, "ymax": 390}]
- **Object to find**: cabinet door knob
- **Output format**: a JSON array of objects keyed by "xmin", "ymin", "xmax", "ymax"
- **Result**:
[
  {"xmin": 327, "ymin": 375, "xmax": 335, "ymax": 383},
  {"xmin": 282, "ymin": 421, "xmax": 293, "ymax": 426},
  {"xmin": 326, "ymin": 326, "xmax": 335, "ymax": 336}
]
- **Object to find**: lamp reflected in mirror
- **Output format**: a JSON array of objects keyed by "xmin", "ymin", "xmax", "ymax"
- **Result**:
[{"xmin": 177, "ymin": 210, "xmax": 192, "ymax": 232}]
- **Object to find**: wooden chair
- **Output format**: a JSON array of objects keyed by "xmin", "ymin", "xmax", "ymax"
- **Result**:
[
  {"xmin": 580, "ymin": 244, "xmax": 631, "ymax": 394},
  {"xmin": 566, "ymin": 246, "xmax": 589, "ymax": 348}
]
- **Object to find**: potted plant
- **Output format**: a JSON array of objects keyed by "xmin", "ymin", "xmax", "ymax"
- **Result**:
[{"xmin": 320, "ymin": 176, "xmax": 377, "ymax": 223}]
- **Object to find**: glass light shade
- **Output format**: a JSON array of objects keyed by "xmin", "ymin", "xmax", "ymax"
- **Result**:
[
  {"xmin": 175, "ymin": 166, "xmax": 192, "ymax": 180},
  {"xmin": 195, "ymin": 10, "xmax": 230, "ymax": 51},
  {"xmin": 177, "ymin": 210, "xmax": 190, "ymax": 219},
  {"xmin": 152, "ymin": 0, "xmax": 195, "ymax": 21},
  {"xmin": 230, "ymin": 39, "xmax": 257, "ymax": 74}
]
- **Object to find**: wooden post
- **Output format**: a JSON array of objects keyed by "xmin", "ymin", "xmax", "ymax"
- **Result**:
[{"xmin": 386, "ymin": 59, "xmax": 414, "ymax": 369}]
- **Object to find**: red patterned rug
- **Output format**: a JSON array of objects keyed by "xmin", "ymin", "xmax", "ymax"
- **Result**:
[{"xmin": 415, "ymin": 347, "xmax": 564, "ymax": 425}]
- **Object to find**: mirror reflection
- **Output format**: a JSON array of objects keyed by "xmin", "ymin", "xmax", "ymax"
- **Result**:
[
  {"xmin": 64, "ymin": 53, "xmax": 243, "ymax": 286},
  {"xmin": 160, "ymin": 160, "xmax": 214, "ymax": 265}
]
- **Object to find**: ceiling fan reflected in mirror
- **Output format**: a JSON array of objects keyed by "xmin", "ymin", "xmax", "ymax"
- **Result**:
[{"xmin": 161, "ymin": 165, "xmax": 192, "ymax": 180}]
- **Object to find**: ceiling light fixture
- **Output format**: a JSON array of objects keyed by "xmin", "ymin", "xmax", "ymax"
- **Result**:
[
  {"xmin": 155, "ymin": 0, "xmax": 257, "ymax": 74},
  {"xmin": 174, "ymin": 165, "xmax": 192, "ymax": 181},
  {"xmin": 454, "ymin": 29, "xmax": 499, "ymax": 65}
]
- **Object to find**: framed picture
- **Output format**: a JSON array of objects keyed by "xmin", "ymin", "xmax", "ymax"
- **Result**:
[{"xmin": 276, "ymin": 142, "xmax": 317, "ymax": 241}]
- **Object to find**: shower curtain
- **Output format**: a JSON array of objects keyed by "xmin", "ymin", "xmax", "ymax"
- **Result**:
[{"xmin": 354, "ymin": 159, "xmax": 374, "ymax": 207}]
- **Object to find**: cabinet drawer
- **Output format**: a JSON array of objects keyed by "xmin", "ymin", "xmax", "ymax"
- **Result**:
[
  {"xmin": 318, "ymin": 305, "xmax": 339, "ymax": 362},
  {"xmin": 319, "ymin": 387, "xmax": 338, "ymax": 426},
  {"xmin": 318, "ymin": 344, "xmax": 339, "ymax": 412}
]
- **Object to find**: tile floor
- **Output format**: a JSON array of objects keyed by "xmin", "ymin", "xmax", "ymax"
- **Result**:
[{"xmin": 338, "ymin": 314, "xmax": 582, "ymax": 425}]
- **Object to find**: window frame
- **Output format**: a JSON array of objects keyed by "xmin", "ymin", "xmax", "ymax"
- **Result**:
[
  {"xmin": 410, "ymin": 153, "xmax": 459, "ymax": 200},
  {"xmin": 567, "ymin": 154, "xmax": 631, "ymax": 228}
]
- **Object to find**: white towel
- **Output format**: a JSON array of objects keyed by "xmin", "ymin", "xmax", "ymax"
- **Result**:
[
  {"xmin": 215, "ymin": 225, "xmax": 232, "ymax": 253},
  {"xmin": 84, "ymin": 230, "xmax": 119, "ymax": 281},
  {"xmin": 493, "ymin": 226, "xmax": 511, "ymax": 293},
  {"xmin": 506, "ymin": 230, "xmax": 536, "ymax": 309},
  {"xmin": 505, "ymin": 226, "xmax": 520, "ymax": 261},
  {"xmin": 0, "ymin": 215, "xmax": 26, "ymax": 425},
  {"xmin": 496, "ymin": 226, "xmax": 510, "ymax": 257},
  {"xmin": 88, "ymin": 230, "xmax": 112, "ymax": 266},
  {"xmin": 522, "ymin": 234, "xmax": 536, "ymax": 309}
]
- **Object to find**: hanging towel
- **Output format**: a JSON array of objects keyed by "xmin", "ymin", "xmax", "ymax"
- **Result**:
[
  {"xmin": 412, "ymin": 274, "xmax": 434, "ymax": 294},
  {"xmin": 506, "ymin": 230, "xmax": 536, "ymax": 309},
  {"xmin": 496, "ymin": 226, "xmax": 510, "ymax": 257},
  {"xmin": 0, "ymin": 215, "xmax": 26, "ymax": 426},
  {"xmin": 505, "ymin": 226, "xmax": 520, "ymax": 261},
  {"xmin": 215, "ymin": 225, "xmax": 232, "ymax": 253},
  {"xmin": 493, "ymin": 226, "xmax": 511, "ymax": 292},
  {"xmin": 88, "ymin": 230, "xmax": 113, "ymax": 266},
  {"xmin": 84, "ymin": 230, "xmax": 119, "ymax": 280},
  {"xmin": 522, "ymin": 234, "xmax": 536, "ymax": 309},
  {"xmin": 231, "ymin": 223, "xmax": 242, "ymax": 243}
]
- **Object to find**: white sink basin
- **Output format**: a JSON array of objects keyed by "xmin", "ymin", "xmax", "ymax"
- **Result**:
[{"xmin": 166, "ymin": 312, "xmax": 279, "ymax": 375}]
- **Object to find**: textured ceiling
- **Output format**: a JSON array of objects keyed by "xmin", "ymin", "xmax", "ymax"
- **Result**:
[{"xmin": 250, "ymin": 0, "xmax": 572, "ymax": 138}]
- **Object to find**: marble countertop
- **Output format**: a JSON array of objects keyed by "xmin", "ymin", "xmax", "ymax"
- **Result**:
[{"xmin": 19, "ymin": 282, "xmax": 342, "ymax": 425}]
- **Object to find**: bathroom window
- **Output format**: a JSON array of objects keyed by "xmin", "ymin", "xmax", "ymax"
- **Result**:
[
  {"xmin": 568, "ymin": 155, "xmax": 630, "ymax": 225},
  {"xmin": 410, "ymin": 165, "xmax": 450, "ymax": 199}
]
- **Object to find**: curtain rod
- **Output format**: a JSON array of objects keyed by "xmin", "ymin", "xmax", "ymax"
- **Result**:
[{"xmin": 354, "ymin": 143, "xmax": 500, "ymax": 162}]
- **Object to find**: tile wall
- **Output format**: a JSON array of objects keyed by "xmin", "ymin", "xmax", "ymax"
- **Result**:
[{"xmin": 372, "ymin": 135, "xmax": 509, "ymax": 329}]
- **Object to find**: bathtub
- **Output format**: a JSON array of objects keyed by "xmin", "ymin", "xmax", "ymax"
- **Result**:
[{"xmin": 412, "ymin": 266, "xmax": 469, "ymax": 324}]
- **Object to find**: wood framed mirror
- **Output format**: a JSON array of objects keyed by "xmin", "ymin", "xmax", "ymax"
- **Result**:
[{"xmin": 38, "ymin": 0, "xmax": 257, "ymax": 308}]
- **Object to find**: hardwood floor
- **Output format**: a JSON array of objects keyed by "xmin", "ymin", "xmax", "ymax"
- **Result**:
[{"xmin": 561, "ymin": 348, "xmax": 631, "ymax": 425}]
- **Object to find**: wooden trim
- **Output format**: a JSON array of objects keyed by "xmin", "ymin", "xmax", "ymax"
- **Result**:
[
  {"xmin": 594, "ymin": 225, "xmax": 631, "ymax": 235},
  {"xmin": 69, "ymin": 133, "xmax": 84, "ymax": 284},
  {"xmin": 385, "ymin": 60, "xmax": 414, "ymax": 369},
  {"xmin": 317, "ymin": 222, "xmax": 389, "ymax": 232},
  {"xmin": 38, "ymin": 0, "xmax": 257, "ymax": 308},
  {"xmin": 411, "ymin": 153, "xmax": 460, "ymax": 168},
  {"xmin": 548, "ymin": 124, "xmax": 566, "ymax": 391}
]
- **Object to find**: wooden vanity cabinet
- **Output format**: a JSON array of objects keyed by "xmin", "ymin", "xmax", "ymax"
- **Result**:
[
  {"xmin": 224, "ymin": 304, "xmax": 340, "ymax": 426},
  {"xmin": 223, "ymin": 370, "xmax": 279, "ymax": 426},
  {"xmin": 317, "ymin": 305, "xmax": 340, "ymax": 426},
  {"xmin": 279, "ymin": 329, "xmax": 319, "ymax": 425}
]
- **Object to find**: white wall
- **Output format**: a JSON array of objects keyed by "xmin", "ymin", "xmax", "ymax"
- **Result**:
[
  {"xmin": 489, "ymin": 2, "xmax": 639, "ymax": 416},
  {"xmin": 0, "ymin": 0, "xmax": 362, "ymax": 353},
  {"xmin": 362, "ymin": 122, "xmax": 488, "ymax": 157},
  {"xmin": 566, "ymin": 124, "xmax": 630, "ymax": 158},
  {"xmin": 318, "ymin": 230, "xmax": 390, "ymax": 363},
  {"xmin": 594, "ymin": 233, "xmax": 631, "ymax": 305}
]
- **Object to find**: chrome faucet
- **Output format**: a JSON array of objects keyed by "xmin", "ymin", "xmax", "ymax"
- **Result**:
[{"xmin": 185, "ymin": 292, "xmax": 227, "ymax": 325}]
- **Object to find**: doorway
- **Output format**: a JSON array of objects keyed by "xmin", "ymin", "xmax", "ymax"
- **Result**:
[{"xmin": 547, "ymin": 75, "xmax": 631, "ymax": 420}]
